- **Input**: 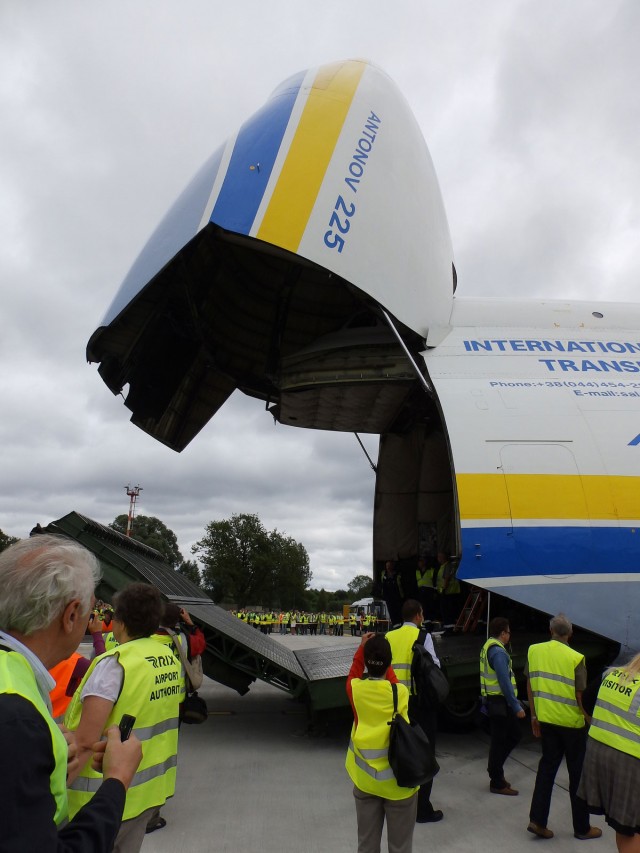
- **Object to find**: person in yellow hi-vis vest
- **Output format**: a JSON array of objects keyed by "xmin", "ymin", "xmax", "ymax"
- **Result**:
[
  {"xmin": 479, "ymin": 616, "xmax": 526, "ymax": 796},
  {"xmin": 577, "ymin": 652, "xmax": 640, "ymax": 852},
  {"xmin": 349, "ymin": 612, "xmax": 357, "ymax": 636},
  {"xmin": 346, "ymin": 632, "xmax": 417, "ymax": 853},
  {"xmin": 415, "ymin": 556, "xmax": 436, "ymax": 620},
  {"xmin": 66, "ymin": 582, "xmax": 182, "ymax": 853},
  {"xmin": 0, "ymin": 535, "xmax": 142, "ymax": 852},
  {"xmin": 525, "ymin": 613, "xmax": 601, "ymax": 841},
  {"xmin": 386, "ymin": 599, "xmax": 442, "ymax": 824},
  {"xmin": 434, "ymin": 552, "xmax": 461, "ymax": 630}
]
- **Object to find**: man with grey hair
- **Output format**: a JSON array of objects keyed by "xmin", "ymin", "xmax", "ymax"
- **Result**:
[
  {"xmin": 0, "ymin": 534, "xmax": 143, "ymax": 852},
  {"xmin": 525, "ymin": 613, "xmax": 601, "ymax": 841}
]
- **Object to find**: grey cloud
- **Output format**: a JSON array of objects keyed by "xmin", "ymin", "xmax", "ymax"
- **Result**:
[{"xmin": 1, "ymin": 1, "xmax": 638, "ymax": 590}]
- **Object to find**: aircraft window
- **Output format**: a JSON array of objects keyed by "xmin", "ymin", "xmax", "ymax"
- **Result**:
[{"xmin": 592, "ymin": 311, "xmax": 603, "ymax": 319}]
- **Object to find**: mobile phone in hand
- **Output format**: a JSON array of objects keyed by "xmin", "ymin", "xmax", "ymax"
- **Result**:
[{"xmin": 118, "ymin": 714, "xmax": 136, "ymax": 742}]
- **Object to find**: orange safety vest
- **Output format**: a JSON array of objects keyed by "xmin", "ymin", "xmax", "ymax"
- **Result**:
[{"xmin": 49, "ymin": 652, "xmax": 83, "ymax": 719}]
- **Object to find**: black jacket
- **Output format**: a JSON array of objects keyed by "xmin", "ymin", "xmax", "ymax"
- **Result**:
[{"xmin": 0, "ymin": 693, "xmax": 126, "ymax": 852}]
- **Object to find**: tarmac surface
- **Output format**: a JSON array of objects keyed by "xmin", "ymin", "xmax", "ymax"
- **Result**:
[{"xmin": 138, "ymin": 633, "xmax": 606, "ymax": 853}]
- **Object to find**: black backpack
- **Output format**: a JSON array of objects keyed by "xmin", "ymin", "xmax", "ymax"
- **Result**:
[{"xmin": 410, "ymin": 630, "xmax": 450, "ymax": 708}]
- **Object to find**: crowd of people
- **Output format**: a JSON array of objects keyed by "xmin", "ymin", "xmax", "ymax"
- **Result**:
[
  {"xmin": 1, "ymin": 534, "xmax": 639, "ymax": 853},
  {"xmin": 478, "ymin": 611, "xmax": 640, "ymax": 853},
  {"xmin": 347, "ymin": 604, "xmax": 640, "ymax": 853},
  {"xmin": 233, "ymin": 609, "xmax": 386, "ymax": 636},
  {"xmin": 379, "ymin": 553, "xmax": 463, "ymax": 631}
]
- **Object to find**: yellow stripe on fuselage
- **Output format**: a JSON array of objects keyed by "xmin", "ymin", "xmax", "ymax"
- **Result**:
[
  {"xmin": 256, "ymin": 60, "xmax": 365, "ymax": 253},
  {"xmin": 457, "ymin": 473, "xmax": 640, "ymax": 522}
]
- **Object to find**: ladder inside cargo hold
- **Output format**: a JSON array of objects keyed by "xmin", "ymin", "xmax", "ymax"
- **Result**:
[{"xmin": 455, "ymin": 587, "xmax": 487, "ymax": 633}]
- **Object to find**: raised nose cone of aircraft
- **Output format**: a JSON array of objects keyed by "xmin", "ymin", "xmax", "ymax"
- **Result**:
[{"xmin": 87, "ymin": 59, "xmax": 456, "ymax": 451}]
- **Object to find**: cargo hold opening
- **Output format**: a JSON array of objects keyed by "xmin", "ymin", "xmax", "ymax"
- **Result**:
[{"xmin": 372, "ymin": 387, "xmax": 460, "ymax": 599}]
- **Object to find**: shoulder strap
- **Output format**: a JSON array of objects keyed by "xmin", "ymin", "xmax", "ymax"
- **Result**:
[
  {"xmin": 391, "ymin": 681, "xmax": 398, "ymax": 715},
  {"xmin": 164, "ymin": 626, "xmax": 190, "ymax": 670}
]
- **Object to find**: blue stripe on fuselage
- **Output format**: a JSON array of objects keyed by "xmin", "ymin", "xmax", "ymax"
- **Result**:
[
  {"xmin": 459, "ymin": 524, "xmax": 638, "ymax": 581},
  {"xmin": 209, "ymin": 70, "xmax": 305, "ymax": 235},
  {"xmin": 101, "ymin": 144, "xmax": 225, "ymax": 327}
]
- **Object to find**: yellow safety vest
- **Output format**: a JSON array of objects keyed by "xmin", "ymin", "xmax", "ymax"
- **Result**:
[
  {"xmin": 589, "ymin": 668, "xmax": 640, "ymax": 759},
  {"xmin": 528, "ymin": 640, "xmax": 585, "ymax": 728},
  {"xmin": 386, "ymin": 624, "xmax": 419, "ymax": 693},
  {"xmin": 0, "ymin": 649, "xmax": 69, "ymax": 825},
  {"xmin": 345, "ymin": 678, "xmax": 417, "ymax": 799},
  {"xmin": 103, "ymin": 631, "xmax": 119, "ymax": 651},
  {"xmin": 66, "ymin": 637, "xmax": 182, "ymax": 820},
  {"xmin": 151, "ymin": 630, "xmax": 185, "ymax": 653},
  {"xmin": 440, "ymin": 562, "xmax": 460, "ymax": 595},
  {"xmin": 480, "ymin": 638, "xmax": 517, "ymax": 697},
  {"xmin": 151, "ymin": 632, "xmax": 187, "ymax": 700},
  {"xmin": 416, "ymin": 569, "xmax": 431, "ymax": 589}
]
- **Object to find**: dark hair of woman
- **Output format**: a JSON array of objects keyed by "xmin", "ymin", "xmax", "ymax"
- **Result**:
[
  {"xmin": 113, "ymin": 582, "xmax": 162, "ymax": 639},
  {"xmin": 363, "ymin": 635, "xmax": 392, "ymax": 677},
  {"xmin": 161, "ymin": 602, "xmax": 181, "ymax": 628}
]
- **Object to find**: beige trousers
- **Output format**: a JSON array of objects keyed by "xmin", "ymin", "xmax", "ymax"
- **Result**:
[{"xmin": 353, "ymin": 785, "xmax": 417, "ymax": 853}]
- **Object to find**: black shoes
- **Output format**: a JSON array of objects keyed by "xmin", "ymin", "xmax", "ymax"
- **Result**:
[
  {"xmin": 145, "ymin": 817, "xmax": 167, "ymax": 834},
  {"xmin": 417, "ymin": 810, "xmax": 444, "ymax": 823}
]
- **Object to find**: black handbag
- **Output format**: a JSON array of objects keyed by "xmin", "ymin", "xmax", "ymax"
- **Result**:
[
  {"xmin": 180, "ymin": 691, "xmax": 209, "ymax": 725},
  {"xmin": 388, "ymin": 683, "xmax": 440, "ymax": 787}
]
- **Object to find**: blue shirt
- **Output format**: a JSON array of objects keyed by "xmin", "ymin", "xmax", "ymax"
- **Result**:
[{"xmin": 487, "ymin": 643, "xmax": 522, "ymax": 713}]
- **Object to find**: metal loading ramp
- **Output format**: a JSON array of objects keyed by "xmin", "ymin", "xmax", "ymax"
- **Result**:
[{"xmin": 43, "ymin": 512, "xmax": 351, "ymax": 711}]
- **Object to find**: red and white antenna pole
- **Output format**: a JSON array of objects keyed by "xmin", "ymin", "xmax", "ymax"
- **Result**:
[{"xmin": 124, "ymin": 484, "xmax": 142, "ymax": 536}]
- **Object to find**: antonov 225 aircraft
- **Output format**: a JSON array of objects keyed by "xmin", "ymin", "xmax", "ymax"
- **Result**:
[{"xmin": 87, "ymin": 59, "xmax": 640, "ymax": 657}]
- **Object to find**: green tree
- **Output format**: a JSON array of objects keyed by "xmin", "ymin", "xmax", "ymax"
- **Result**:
[
  {"xmin": 316, "ymin": 588, "xmax": 329, "ymax": 612},
  {"xmin": 0, "ymin": 529, "xmax": 18, "ymax": 553},
  {"xmin": 266, "ymin": 530, "xmax": 311, "ymax": 610},
  {"xmin": 193, "ymin": 513, "xmax": 270, "ymax": 605},
  {"xmin": 192, "ymin": 513, "xmax": 311, "ymax": 608},
  {"xmin": 177, "ymin": 559, "xmax": 202, "ymax": 587},
  {"xmin": 348, "ymin": 574, "xmax": 373, "ymax": 599},
  {"xmin": 110, "ymin": 514, "xmax": 183, "ymax": 569}
]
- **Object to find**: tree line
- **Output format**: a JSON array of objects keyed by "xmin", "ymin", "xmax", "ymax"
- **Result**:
[{"xmin": 0, "ymin": 514, "xmax": 372, "ymax": 612}]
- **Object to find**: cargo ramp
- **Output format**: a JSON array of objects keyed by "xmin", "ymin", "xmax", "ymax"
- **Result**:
[{"xmin": 44, "ymin": 512, "xmax": 353, "ymax": 711}]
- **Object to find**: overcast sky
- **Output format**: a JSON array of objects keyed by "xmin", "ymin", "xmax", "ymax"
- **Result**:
[{"xmin": 1, "ymin": 1, "xmax": 638, "ymax": 591}]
